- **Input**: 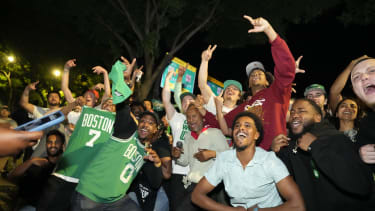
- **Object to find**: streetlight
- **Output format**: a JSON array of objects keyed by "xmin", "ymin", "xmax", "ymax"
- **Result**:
[
  {"xmin": 7, "ymin": 56, "xmax": 15, "ymax": 63},
  {"xmin": 53, "ymin": 69, "xmax": 61, "ymax": 77}
]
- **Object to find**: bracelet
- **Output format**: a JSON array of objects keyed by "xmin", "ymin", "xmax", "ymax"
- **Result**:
[
  {"xmin": 154, "ymin": 162, "xmax": 162, "ymax": 168},
  {"xmin": 253, "ymin": 207, "xmax": 258, "ymax": 211}
]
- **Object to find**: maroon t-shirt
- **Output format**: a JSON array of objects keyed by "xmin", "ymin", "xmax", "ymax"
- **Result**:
[{"xmin": 204, "ymin": 35, "xmax": 295, "ymax": 150}]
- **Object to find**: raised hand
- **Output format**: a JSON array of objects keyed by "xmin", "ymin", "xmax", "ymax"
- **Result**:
[
  {"xmin": 92, "ymin": 66, "xmax": 108, "ymax": 75},
  {"xmin": 177, "ymin": 63, "xmax": 188, "ymax": 78},
  {"xmin": 133, "ymin": 65, "xmax": 144, "ymax": 81},
  {"xmin": 243, "ymin": 15, "xmax": 271, "ymax": 33},
  {"xmin": 92, "ymin": 83, "xmax": 105, "ymax": 91},
  {"xmin": 295, "ymin": 55, "xmax": 306, "ymax": 74},
  {"xmin": 165, "ymin": 70, "xmax": 175, "ymax": 85},
  {"xmin": 214, "ymin": 90, "xmax": 224, "ymax": 111},
  {"xmin": 75, "ymin": 96, "xmax": 86, "ymax": 107},
  {"xmin": 64, "ymin": 59, "xmax": 77, "ymax": 70},
  {"xmin": 193, "ymin": 94, "xmax": 205, "ymax": 108},
  {"xmin": 201, "ymin": 45, "xmax": 217, "ymax": 62},
  {"xmin": 27, "ymin": 81, "xmax": 40, "ymax": 91},
  {"xmin": 121, "ymin": 56, "xmax": 136, "ymax": 72}
]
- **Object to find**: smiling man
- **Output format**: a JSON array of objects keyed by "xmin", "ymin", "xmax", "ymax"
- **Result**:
[
  {"xmin": 8, "ymin": 130, "xmax": 65, "ymax": 210},
  {"xmin": 273, "ymin": 98, "xmax": 373, "ymax": 211},
  {"xmin": 192, "ymin": 112, "xmax": 304, "ymax": 211},
  {"xmin": 71, "ymin": 61, "xmax": 162, "ymax": 211},
  {"xmin": 202, "ymin": 16, "xmax": 296, "ymax": 151},
  {"xmin": 350, "ymin": 56, "xmax": 375, "ymax": 205}
]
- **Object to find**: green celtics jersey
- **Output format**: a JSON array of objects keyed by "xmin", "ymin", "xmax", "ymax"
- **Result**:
[
  {"xmin": 54, "ymin": 107, "xmax": 115, "ymax": 182},
  {"xmin": 76, "ymin": 133, "xmax": 146, "ymax": 203}
]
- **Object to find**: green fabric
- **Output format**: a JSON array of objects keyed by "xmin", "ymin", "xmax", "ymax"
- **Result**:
[
  {"xmin": 174, "ymin": 81, "xmax": 182, "ymax": 112},
  {"xmin": 76, "ymin": 133, "xmax": 146, "ymax": 203},
  {"xmin": 55, "ymin": 107, "xmax": 115, "ymax": 180},
  {"xmin": 109, "ymin": 61, "xmax": 132, "ymax": 104}
]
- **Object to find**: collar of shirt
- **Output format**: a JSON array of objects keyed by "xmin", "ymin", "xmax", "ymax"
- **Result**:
[
  {"xmin": 190, "ymin": 125, "xmax": 210, "ymax": 140},
  {"xmin": 230, "ymin": 147, "xmax": 268, "ymax": 167}
]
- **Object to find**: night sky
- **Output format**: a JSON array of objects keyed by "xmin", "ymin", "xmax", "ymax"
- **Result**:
[{"xmin": 2, "ymin": 0, "xmax": 375, "ymax": 100}]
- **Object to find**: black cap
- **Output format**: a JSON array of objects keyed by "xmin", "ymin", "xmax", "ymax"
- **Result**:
[{"xmin": 139, "ymin": 111, "xmax": 161, "ymax": 126}]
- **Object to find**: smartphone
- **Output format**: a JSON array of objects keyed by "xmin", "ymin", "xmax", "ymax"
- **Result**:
[{"xmin": 15, "ymin": 111, "xmax": 65, "ymax": 131}]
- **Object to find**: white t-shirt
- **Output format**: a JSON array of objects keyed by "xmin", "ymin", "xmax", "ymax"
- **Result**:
[
  {"xmin": 168, "ymin": 112, "xmax": 190, "ymax": 175},
  {"xmin": 204, "ymin": 95, "xmax": 236, "ymax": 115},
  {"xmin": 30, "ymin": 106, "xmax": 65, "ymax": 158}
]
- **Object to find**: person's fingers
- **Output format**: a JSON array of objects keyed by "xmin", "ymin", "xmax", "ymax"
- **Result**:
[
  {"xmin": 296, "ymin": 55, "xmax": 303, "ymax": 65},
  {"xmin": 130, "ymin": 58, "xmax": 136, "ymax": 66},
  {"xmin": 219, "ymin": 90, "xmax": 224, "ymax": 98},
  {"xmin": 211, "ymin": 44, "xmax": 217, "ymax": 52},
  {"xmin": 21, "ymin": 131, "xmax": 43, "ymax": 141},
  {"xmin": 243, "ymin": 15, "xmax": 254, "ymax": 24},
  {"xmin": 120, "ymin": 56, "xmax": 129, "ymax": 64}
]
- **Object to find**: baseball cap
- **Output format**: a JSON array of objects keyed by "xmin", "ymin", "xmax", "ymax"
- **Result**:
[
  {"xmin": 304, "ymin": 84, "xmax": 326, "ymax": 97},
  {"xmin": 179, "ymin": 92, "xmax": 196, "ymax": 102},
  {"xmin": 223, "ymin": 80, "xmax": 243, "ymax": 92},
  {"xmin": 246, "ymin": 61, "xmax": 265, "ymax": 77},
  {"xmin": 139, "ymin": 111, "xmax": 161, "ymax": 126}
]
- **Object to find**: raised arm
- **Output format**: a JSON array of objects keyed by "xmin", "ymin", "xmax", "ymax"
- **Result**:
[
  {"xmin": 329, "ymin": 55, "xmax": 368, "ymax": 112},
  {"xmin": 92, "ymin": 66, "xmax": 111, "ymax": 105},
  {"xmin": 215, "ymin": 92, "xmax": 231, "ymax": 136},
  {"xmin": 198, "ymin": 45, "xmax": 217, "ymax": 104},
  {"xmin": 244, "ymin": 15, "xmax": 295, "ymax": 88},
  {"xmin": 130, "ymin": 65, "xmax": 143, "ymax": 93},
  {"xmin": 162, "ymin": 71, "xmax": 177, "ymax": 120},
  {"xmin": 244, "ymin": 15, "xmax": 277, "ymax": 42},
  {"xmin": 62, "ymin": 59, "xmax": 76, "ymax": 103},
  {"xmin": 19, "ymin": 81, "xmax": 39, "ymax": 114},
  {"xmin": 174, "ymin": 64, "xmax": 187, "ymax": 111}
]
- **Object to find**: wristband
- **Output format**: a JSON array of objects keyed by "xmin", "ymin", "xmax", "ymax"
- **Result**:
[
  {"xmin": 253, "ymin": 207, "xmax": 258, "ymax": 211},
  {"xmin": 154, "ymin": 162, "xmax": 162, "ymax": 168}
]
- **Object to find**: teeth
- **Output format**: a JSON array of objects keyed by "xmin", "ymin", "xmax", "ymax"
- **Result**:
[
  {"xmin": 237, "ymin": 132, "xmax": 247, "ymax": 138},
  {"xmin": 291, "ymin": 120, "xmax": 300, "ymax": 127}
]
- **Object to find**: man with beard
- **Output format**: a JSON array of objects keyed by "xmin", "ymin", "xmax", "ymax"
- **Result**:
[
  {"xmin": 71, "ymin": 59, "xmax": 162, "ymax": 211},
  {"xmin": 272, "ymin": 98, "xmax": 374, "ymax": 211},
  {"xmin": 8, "ymin": 130, "xmax": 65, "ymax": 210},
  {"xmin": 20, "ymin": 82, "xmax": 62, "ymax": 119},
  {"xmin": 192, "ymin": 112, "xmax": 304, "ymax": 211},
  {"xmin": 20, "ymin": 81, "xmax": 65, "ymax": 158},
  {"xmin": 202, "ymin": 15, "xmax": 296, "ymax": 151}
]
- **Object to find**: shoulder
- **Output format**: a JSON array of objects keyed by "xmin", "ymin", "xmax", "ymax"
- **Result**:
[
  {"xmin": 255, "ymin": 147, "xmax": 279, "ymax": 163},
  {"xmin": 216, "ymin": 149, "xmax": 235, "ymax": 162},
  {"xmin": 169, "ymin": 112, "xmax": 185, "ymax": 123}
]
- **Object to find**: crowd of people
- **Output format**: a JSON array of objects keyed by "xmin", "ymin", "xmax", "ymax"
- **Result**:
[{"xmin": 0, "ymin": 15, "xmax": 374, "ymax": 211}]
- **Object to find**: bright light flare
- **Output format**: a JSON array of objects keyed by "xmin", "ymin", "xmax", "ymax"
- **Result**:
[
  {"xmin": 53, "ymin": 69, "xmax": 61, "ymax": 77},
  {"xmin": 7, "ymin": 56, "xmax": 15, "ymax": 62}
]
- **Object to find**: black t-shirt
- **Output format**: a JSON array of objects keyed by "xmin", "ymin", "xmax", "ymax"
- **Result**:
[
  {"xmin": 19, "ymin": 158, "xmax": 56, "ymax": 206},
  {"xmin": 129, "ymin": 135, "xmax": 171, "ymax": 211}
]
